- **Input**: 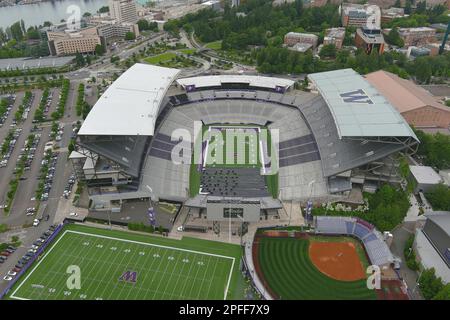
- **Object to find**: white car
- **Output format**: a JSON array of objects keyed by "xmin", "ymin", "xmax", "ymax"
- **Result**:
[
  {"xmin": 0, "ymin": 204, "xmax": 7, "ymax": 209},
  {"xmin": 69, "ymin": 212, "xmax": 78, "ymax": 217},
  {"xmin": 32, "ymin": 219, "xmax": 40, "ymax": 227},
  {"xmin": 3, "ymin": 276, "xmax": 13, "ymax": 281},
  {"xmin": 177, "ymin": 226, "xmax": 184, "ymax": 232},
  {"xmin": 7, "ymin": 271, "xmax": 17, "ymax": 276},
  {"xmin": 26, "ymin": 211, "xmax": 34, "ymax": 216},
  {"xmin": 28, "ymin": 248, "xmax": 37, "ymax": 254}
]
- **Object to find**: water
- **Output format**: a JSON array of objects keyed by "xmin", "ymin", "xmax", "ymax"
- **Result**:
[{"xmin": 0, "ymin": 0, "xmax": 110, "ymax": 29}]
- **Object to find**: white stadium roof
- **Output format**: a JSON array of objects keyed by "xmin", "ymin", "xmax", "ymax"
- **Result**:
[
  {"xmin": 308, "ymin": 69, "xmax": 418, "ymax": 140},
  {"xmin": 78, "ymin": 63, "xmax": 180, "ymax": 136},
  {"xmin": 177, "ymin": 75, "xmax": 295, "ymax": 90}
]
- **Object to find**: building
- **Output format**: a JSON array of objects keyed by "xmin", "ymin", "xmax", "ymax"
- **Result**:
[
  {"xmin": 109, "ymin": 0, "xmax": 138, "ymax": 24},
  {"xmin": 284, "ymin": 32, "xmax": 319, "ymax": 48},
  {"xmin": 47, "ymin": 27, "xmax": 101, "ymax": 56},
  {"xmin": 96, "ymin": 22, "xmax": 140, "ymax": 45},
  {"xmin": 414, "ymin": 212, "xmax": 450, "ymax": 284},
  {"xmin": 72, "ymin": 65, "xmax": 418, "ymax": 231},
  {"xmin": 381, "ymin": 7, "xmax": 405, "ymax": 23},
  {"xmin": 395, "ymin": 27, "xmax": 436, "ymax": 47},
  {"xmin": 323, "ymin": 27, "xmax": 346, "ymax": 49},
  {"xmin": 409, "ymin": 165, "xmax": 443, "ymax": 194},
  {"xmin": 201, "ymin": 0, "xmax": 222, "ymax": 11},
  {"xmin": 355, "ymin": 28, "xmax": 385, "ymax": 54},
  {"xmin": 365, "ymin": 70, "xmax": 450, "ymax": 129},
  {"xmin": 341, "ymin": 3, "xmax": 380, "ymax": 28}
]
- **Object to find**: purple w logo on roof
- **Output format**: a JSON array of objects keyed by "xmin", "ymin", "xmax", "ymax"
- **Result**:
[
  {"xmin": 119, "ymin": 271, "xmax": 137, "ymax": 283},
  {"xmin": 340, "ymin": 89, "xmax": 373, "ymax": 104}
]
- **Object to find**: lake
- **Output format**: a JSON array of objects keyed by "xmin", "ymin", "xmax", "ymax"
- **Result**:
[{"xmin": 0, "ymin": 0, "xmax": 152, "ymax": 30}]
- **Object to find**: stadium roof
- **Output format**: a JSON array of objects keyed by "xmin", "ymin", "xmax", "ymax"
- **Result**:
[
  {"xmin": 177, "ymin": 75, "xmax": 295, "ymax": 90},
  {"xmin": 78, "ymin": 63, "xmax": 180, "ymax": 136},
  {"xmin": 308, "ymin": 69, "xmax": 418, "ymax": 140}
]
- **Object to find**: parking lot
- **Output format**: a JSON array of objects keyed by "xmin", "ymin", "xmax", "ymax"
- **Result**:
[{"xmin": 0, "ymin": 81, "xmax": 87, "ymax": 291}]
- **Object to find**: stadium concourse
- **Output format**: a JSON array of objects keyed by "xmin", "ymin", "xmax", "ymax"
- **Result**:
[{"xmin": 71, "ymin": 64, "xmax": 419, "ymax": 237}]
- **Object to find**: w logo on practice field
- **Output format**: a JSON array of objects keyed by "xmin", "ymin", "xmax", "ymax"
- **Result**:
[
  {"xmin": 340, "ymin": 89, "xmax": 373, "ymax": 104},
  {"xmin": 119, "ymin": 271, "xmax": 137, "ymax": 283}
]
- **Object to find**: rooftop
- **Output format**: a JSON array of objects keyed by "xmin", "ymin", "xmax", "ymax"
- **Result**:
[
  {"xmin": 78, "ymin": 63, "xmax": 180, "ymax": 136},
  {"xmin": 365, "ymin": 70, "xmax": 450, "ymax": 114},
  {"xmin": 424, "ymin": 211, "xmax": 450, "ymax": 236},
  {"xmin": 409, "ymin": 165, "xmax": 442, "ymax": 184},
  {"xmin": 308, "ymin": 69, "xmax": 418, "ymax": 140},
  {"xmin": 177, "ymin": 75, "xmax": 295, "ymax": 90}
]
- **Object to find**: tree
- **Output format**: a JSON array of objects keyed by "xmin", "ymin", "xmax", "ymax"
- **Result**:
[
  {"xmin": 98, "ymin": 6, "xmax": 109, "ymax": 13},
  {"xmin": 433, "ymin": 284, "xmax": 450, "ymax": 300},
  {"xmin": 394, "ymin": 0, "xmax": 401, "ymax": 7},
  {"xmin": 385, "ymin": 27, "xmax": 404, "ymax": 47},
  {"xmin": 425, "ymin": 185, "xmax": 450, "ymax": 211},
  {"xmin": 419, "ymin": 268, "xmax": 444, "ymax": 300},
  {"xmin": 414, "ymin": 58, "xmax": 432, "ymax": 83},
  {"xmin": 95, "ymin": 44, "xmax": 105, "ymax": 56},
  {"xmin": 83, "ymin": 12, "xmax": 92, "ymax": 18},
  {"xmin": 10, "ymin": 21, "xmax": 24, "ymax": 41},
  {"xmin": 404, "ymin": 0, "xmax": 412, "ymax": 14},
  {"xmin": 319, "ymin": 44, "xmax": 337, "ymax": 58},
  {"xmin": 137, "ymin": 19, "xmax": 149, "ymax": 32},
  {"xmin": 125, "ymin": 32, "xmax": 136, "ymax": 41},
  {"xmin": 416, "ymin": 1, "xmax": 427, "ymax": 14},
  {"xmin": 75, "ymin": 52, "xmax": 85, "ymax": 67}
]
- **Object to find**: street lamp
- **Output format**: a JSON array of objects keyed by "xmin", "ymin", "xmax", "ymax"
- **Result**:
[{"xmin": 146, "ymin": 185, "xmax": 156, "ymax": 227}]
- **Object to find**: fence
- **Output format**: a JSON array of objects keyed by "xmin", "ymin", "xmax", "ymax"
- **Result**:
[{"xmin": 0, "ymin": 222, "xmax": 66, "ymax": 300}]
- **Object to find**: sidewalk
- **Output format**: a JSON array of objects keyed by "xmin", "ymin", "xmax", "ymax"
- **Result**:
[{"xmin": 390, "ymin": 222, "xmax": 423, "ymax": 300}]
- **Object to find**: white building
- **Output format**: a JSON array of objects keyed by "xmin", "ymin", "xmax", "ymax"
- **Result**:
[{"xmin": 109, "ymin": 0, "xmax": 138, "ymax": 24}]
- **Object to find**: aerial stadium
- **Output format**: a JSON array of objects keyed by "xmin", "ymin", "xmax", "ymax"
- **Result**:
[{"xmin": 70, "ymin": 63, "xmax": 418, "ymax": 236}]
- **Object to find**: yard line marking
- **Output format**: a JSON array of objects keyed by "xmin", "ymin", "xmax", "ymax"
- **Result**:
[
  {"xmin": 10, "ymin": 229, "xmax": 72, "ymax": 300},
  {"xmin": 65, "ymin": 230, "xmax": 235, "ymax": 261}
]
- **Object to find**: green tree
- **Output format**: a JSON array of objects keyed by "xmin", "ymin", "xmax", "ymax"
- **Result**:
[
  {"xmin": 385, "ymin": 27, "xmax": 404, "ymax": 47},
  {"xmin": 419, "ymin": 268, "xmax": 444, "ymax": 300},
  {"xmin": 416, "ymin": 1, "xmax": 427, "ymax": 14},
  {"xmin": 98, "ymin": 6, "xmax": 109, "ymax": 13},
  {"xmin": 125, "ymin": 32, "xmax": 136, "ymax": 41},
  {"xmin": 95, "ymin": 44, "xmax": 105, "ymax": 56},
  {"xmin": 137, "ymin": 19, "xmax": 149, "ymax": 31},
  {"xmin": 394, "ymin": 0, "xmax": 401, "ymax": 7},
  {"xmin": 433, "ymin": 284, "xmax": 450, "ymax": 300},
  {"xmin": 75, "ymin": 52, "xmax": 85, "ymax": 67},
  {"xmin": 404, "ymin": 0, "xmax": 412, "ymax": 14},
  {"xmin": 319, "ymin": 44, "xmax": 337, "ymax": 58},
  {"xmin": 425, "ymin": 185, "xmax": 450, "ymax": 211},
  {"xmin": 414, "ymin": 58, "xmax": 432, "ymax": 83}
]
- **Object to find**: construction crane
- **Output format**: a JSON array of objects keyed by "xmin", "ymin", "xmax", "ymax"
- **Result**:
[{"xmin": 439, "ymin": 22, "xmax": 450, "ymax": 54}]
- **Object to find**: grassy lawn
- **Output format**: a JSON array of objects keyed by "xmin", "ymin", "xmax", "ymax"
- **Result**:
[
  {"xmin": 189, "ymin": 124, "xmax": 279, "ymax": 198},
  {"xmin": 7, "ymin": 224, "xmax": 243, "ymax": 300},
  {"xmin": 257, "ymin": 237, "xmax": 377, "ymax": 300},
  {"xmin": 205, "ymin": 40, "xmax": 222, "ymax": 50},
  {"xmin": 179, "ymin": 48, "xmax": 196, "ymax": 55},
  {"xmin": 143, "ymin": 52, "xmax": 177, "ymax": 65}
]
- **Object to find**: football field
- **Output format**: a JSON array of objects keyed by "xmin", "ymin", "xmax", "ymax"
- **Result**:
[{"xmin": 8, "ymin": 225, "xmax": 239, "ymax": 300}]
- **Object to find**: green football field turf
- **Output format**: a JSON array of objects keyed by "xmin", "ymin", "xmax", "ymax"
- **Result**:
[
  {"xmin": 257, "ymin": 237, "xmax": 377, "ymax": 300},
  {"xmin": 189, "ymin": 124, "xmax": 279, "ymax": 198},
  {"xmin": 8, "ymin": 225, "xmax": 241, "ymax": 300}
]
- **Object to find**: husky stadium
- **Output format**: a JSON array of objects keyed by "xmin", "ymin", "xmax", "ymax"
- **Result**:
[{"xmin": 70, "ymin": 63, "xmax": 419, "ymax": 233}]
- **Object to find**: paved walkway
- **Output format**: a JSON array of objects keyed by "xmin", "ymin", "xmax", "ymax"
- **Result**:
[{"xmin": 390, "ymin": 222, "xmax": 423, "ymax": 300}]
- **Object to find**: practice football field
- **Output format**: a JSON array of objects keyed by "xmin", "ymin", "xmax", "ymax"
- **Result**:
[{"xmin": 8, "ymin": 225, "xmax": 240, "ymax": 300}]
